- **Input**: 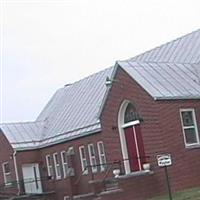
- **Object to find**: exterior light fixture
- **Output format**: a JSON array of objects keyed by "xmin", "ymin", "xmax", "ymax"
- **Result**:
[{"xmin": 105, "ymin": 76, "xmax": 113, "ymax": 87}]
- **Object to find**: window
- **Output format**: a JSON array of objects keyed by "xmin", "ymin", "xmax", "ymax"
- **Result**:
[
  {"xmin": 64, "ymin": 196, "xmax": 70, "ymax": 200},
  {"xmin": 79, "ymin": 146, "xmax": 88, "ymax": 174},
  {"xmin": 88, "ymin": 144, "xmax": 97, "ymax": 173},
  {"xmin": 53, "ymin": 153, "xmax": 61, "ymax": 179},
  {"xmin": 124, "ymin": 103, "xmax": 140, "ymax": 123},
  {"xmin": 46, "ymin": 155, "xmax": 54, "ymax": 178},
  {"xmin": 180, "ymin": 109, "xmax": 199, "ymax": 146},
  {"xmin": 2, "ymin": 162, "xmax": 12, "ymax": 186},
  {"xmin": 61, "ymin": 151, "xmax": 68, "ymax": 178},
  {"xmin": 97, "ymin": 141, "xmax": 107, "ymax": 171}
]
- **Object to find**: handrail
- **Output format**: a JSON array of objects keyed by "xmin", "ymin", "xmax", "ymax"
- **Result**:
[
  {"xmin": 74, "ymin": 166, "xmax": 89, "ymax": 185},
  {"xmin": 102, "ymin": 160, "xmax": 121, "ymax": 181}
]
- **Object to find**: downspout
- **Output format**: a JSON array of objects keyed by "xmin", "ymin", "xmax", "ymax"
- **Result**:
[{"xmin": 13, "ymin": 151, "xmax": 20, "ymax": 195}]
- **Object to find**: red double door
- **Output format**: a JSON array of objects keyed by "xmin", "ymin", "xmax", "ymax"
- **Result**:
[{"xmin": 124, "ymin": 124, "xmax": 146, "ymax": 172}]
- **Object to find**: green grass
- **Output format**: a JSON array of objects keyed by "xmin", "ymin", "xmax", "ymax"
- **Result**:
[{"xmin": 148, "ymin": 187, "xmax": 200, "ymax": 200}]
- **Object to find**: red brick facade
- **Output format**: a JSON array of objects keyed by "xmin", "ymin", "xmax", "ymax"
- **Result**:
[{"xmin": 0, "ymin": 67, "xmax": 200, "ymax": 200}]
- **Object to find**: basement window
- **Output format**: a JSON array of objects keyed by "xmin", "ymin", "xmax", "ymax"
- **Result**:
[
  {"xmin": 53, "ymin": 153, "xmax": 61, "ymax": 179},
  {"xmin": 46, "ymin": 155, "xmax": 54, "ymax": 179},
  {"xmin": 180, "ymin": 109, "xmax": 199, "ymax": 146},
  {"xmin": 88, "ymin": 144, "xmax": 97, "ymax": 173},
  {"xmin": 79, "ymin": 146, "xmax": 88, "ymax": 174},
  {"xmin": 2, "ymin": 162, "xmax": 12, "ymax": 186},
  {"xmin": 61, "ymin": 151, "xmax": 68, "ymax": 178},
  {"xmin": 97, "ymin": 141, "xmax": 107, "ymax": 171}
]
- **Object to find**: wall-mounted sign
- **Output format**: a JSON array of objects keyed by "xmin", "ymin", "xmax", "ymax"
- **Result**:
[{"xmin": 157, "ymin": 154, "xmax": 172, "ymax": 167}]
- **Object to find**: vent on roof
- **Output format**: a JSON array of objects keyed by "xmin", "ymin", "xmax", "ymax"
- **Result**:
[{"xmin": 64, "ymin": 84, "xmax": 72, "ymax": 87}]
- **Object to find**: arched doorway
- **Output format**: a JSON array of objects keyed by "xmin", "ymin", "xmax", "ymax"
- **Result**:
[{"xmin": 118, "ymin": 100, "xmax": 146, "ymax": 174}]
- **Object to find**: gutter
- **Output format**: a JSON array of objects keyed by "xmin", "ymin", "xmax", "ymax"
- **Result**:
[
  {"xmin": 14, "ymin": 127, "xmax": 102, "ymax": 151},
  {"xmin": 154, "ymin": 96, "xmax": 200, "ymax": 100},
  {"xmin": 13, "ymin": 151, "xmax": 20, "ymax": 195}
]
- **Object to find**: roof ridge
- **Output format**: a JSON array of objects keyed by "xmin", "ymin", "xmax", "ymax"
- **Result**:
[
  {"xmin": 63, "ymin": 65, "xmax": 114, "ymax": 88},
  {"xmin": 123, "ymin": 60, "xmax": 200, "ymax": 65},
  {"xmin": 127, "ymin": 28, "xmax": 200, "ymax": 63}
]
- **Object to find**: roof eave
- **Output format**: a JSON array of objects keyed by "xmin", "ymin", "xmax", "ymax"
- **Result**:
[
  {"xmin": 154, "ymin": 96, "xmax": 200, "ymax": 100},
  {"xmin": 13, "ymin": 128, "xmax": 102, "ymax": 151},
  {"xmin": 97, "ymin": 62, "xmax": 120, "ymax": 118}
]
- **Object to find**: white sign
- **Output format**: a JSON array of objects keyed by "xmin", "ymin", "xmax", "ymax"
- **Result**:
[{"xmin": 157, "ymin": 154, "xmax": 172, "ymax": 167}]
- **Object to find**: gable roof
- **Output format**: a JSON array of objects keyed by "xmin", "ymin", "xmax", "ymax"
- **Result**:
[
  {"xmin": 133, "ymin": 29, "xmax": 200, "ymax": 64},
  {"xmin": 0, "ymin": 67, "xmax": 115, "ymax": 150},
  {"xmin": 119, "ymin": 61, "xmax": 200, "ymax": 100},
  {"xmin": 0, "ymin": 121, "xmax": 44, "ymax": 149},
  {"xmin": 1, "ymin": 29, "xmax": 200, "ymax": 150},
  {"xmin": 119, "ymin": 29, "xmax": 200, "ymax": 100}
]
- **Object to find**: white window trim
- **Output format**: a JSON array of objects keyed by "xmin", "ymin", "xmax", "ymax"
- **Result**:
[
  {"xmin": 2, "ymin": 162, "xmax": 12, "ymax": 186},
  {"xmin": 45, "ymin": 155, "xmax": 53, "ymax": 178},
  {"xmin": 97, "ymin": 141, "xmax": 107, "ymax": 172},
  {"xmin": 53, "ymin": 153, "xmax": 61, "ymax": 179},
  {"xmin": 64, "ymin": 196, "xmax": 69, "ymax": 200},
  {"xmin": 79, "ymin": 146, "xmax": 88, "ymax": 174},
  {"xmin": 180, "ymin": 108, "xmax": 199, "ymax": 147},
  {"xmin": 88, "ymin": 143, "xmax": 97, "ymax": 173},
  {"xmin": 61, "ymin": 151, "xmax": 68, "ymax": 178}
]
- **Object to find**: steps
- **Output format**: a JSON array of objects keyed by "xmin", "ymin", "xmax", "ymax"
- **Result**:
[{"xmin": 103, "ymin": 178, "xmax": 119, "ymax": 191}]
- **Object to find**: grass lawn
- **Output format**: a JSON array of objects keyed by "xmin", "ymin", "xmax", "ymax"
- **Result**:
[{"xmin": 148, "ymin": 187, "xmax": 200, "ymax": 200}]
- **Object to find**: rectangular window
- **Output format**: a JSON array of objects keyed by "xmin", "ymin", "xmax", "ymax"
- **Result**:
[
  {"xmin": 46, "ymin": 155, "xmax": 54, "ymax": 178},
  {"xmin": 180, "ymin": 109, "xmax": 199, "ymax": 146},
  {"xmin": 79, "ymin": 146, "xmax": 88, "ymax": 174},
  {"xmin": 53, "ymin": 153, "xmax": 61, "ymax": 179},
  {"xmin": 2, "ymin": 162, "xmax": 12, "ymax": 186},
  {"xmin": 88, "ymin": 144, "xmax": 97, "ymax": 173},
  {"xmin": 97, "ymin": 141, "xmax": 107, "ymax": 171},
  {"xmin": 61, "ymin": 151, "xmax": 68, "ymax": 178}
]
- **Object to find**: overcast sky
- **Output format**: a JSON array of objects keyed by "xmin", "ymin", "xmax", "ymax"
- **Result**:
[{"xmin": 1, "ymin": 0, "xmax": 200, "ymax": 123}]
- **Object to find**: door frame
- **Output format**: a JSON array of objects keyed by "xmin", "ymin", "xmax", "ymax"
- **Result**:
[
  {"xmin": 22, "ymin": 163, "xmax": 43, "ymax": 194},
  {"xmin": 118, "ymin": 100, "xmax": 142, "ymax": 174}
]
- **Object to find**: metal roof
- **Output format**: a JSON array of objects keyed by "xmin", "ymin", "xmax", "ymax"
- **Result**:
[
  {"xmin": 118, "ymin": 29, "xmax": 200, "ymax": 99},
  {"xmin": 1, "ymin": 29, "xmax": 200, "ymax": 150},
  {"xmin": 133, "ymin": 29, "xmax": 200, "ymax": 64},
  {"xmin": 0, "ymin": 67, "xmax": 114, "ymax": 150},
  {"xmin": 119, "ymin": 61, "xmax": 200, "ymax": 100},
  {"xmin": 0, "ymin": 121, "xmax": 44, "ymax": 149}
]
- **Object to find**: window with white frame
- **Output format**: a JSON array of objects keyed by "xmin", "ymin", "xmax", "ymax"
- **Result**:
[
  {"xmin": 180, "ymin": 109, "xmax": 199, "ymax": 146},
  {"xmin": 61, "ymin": 151, "xmax": 68, "ymax": 178},
  {"xmin": 53, "ymin": 153, "xmax": 61, "ymax": 179},
  {"xmin": 46, "ymin": 155, "xmax": 54, "ymax": 178},
  {"xmin": 79, "ymin": 146, "xmax": 88, "ymax": 174},
  {"xmin": 2, "ymin": 162, "xmax": 12, "ymax": 186},
  {"xmin": 97, "ymin": 141, "xmax": 107, "ymax": 171},
  {"xmin": 88, "ymin": 143, "xmax": 97, "ymax": 173}
]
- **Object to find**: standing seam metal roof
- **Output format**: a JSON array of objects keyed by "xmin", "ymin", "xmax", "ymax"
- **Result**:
[
  {"xmin": 0, "ymin": 67, "xmax": 114, "ymax": 150},
  {"xmin": 1, "ymin": 29, "xmax": 200, "ymax": 150}
]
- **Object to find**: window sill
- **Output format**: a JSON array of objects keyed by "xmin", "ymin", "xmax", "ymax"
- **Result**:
[
  {"xmin": 186, "ymin": 144, "xmax": 200, "ymax": 149},
  {"xmin": 117, "ymin": 170, "xmax": 154, "ymax": 179}
]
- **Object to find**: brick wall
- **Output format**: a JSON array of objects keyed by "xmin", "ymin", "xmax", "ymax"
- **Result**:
[
  {"xmin": 1, "ymin": 66, "xmax": 200, "ymax": 200},
  {"xmin": 0, "ymin": 130, "xmax": 17, "ymax": 195}
]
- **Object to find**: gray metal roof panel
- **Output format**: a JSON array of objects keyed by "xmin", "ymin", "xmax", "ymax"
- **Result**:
[
  {"xmin": 0, "ymin": 67, "xmax": 113, "ymax": 150},
  {"xmin": 119, "ymin": 60, "xmax": 200, "ymax": 99},
  {"xmin": 2, "ymin": 29, "xmax": 200, "ymax": 150},
  {"xmin": 0, "ymin": 121, "xmax": 44, "ymax": 146},
  {"xmin": 133, "ymin": 29, "xmax": 200, "ymax": 64}
]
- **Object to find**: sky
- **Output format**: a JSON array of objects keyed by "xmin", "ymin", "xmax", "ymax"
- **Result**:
[{"xmin": 1, "ymin": 0, "xmax": 200, "ymax": 123}]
